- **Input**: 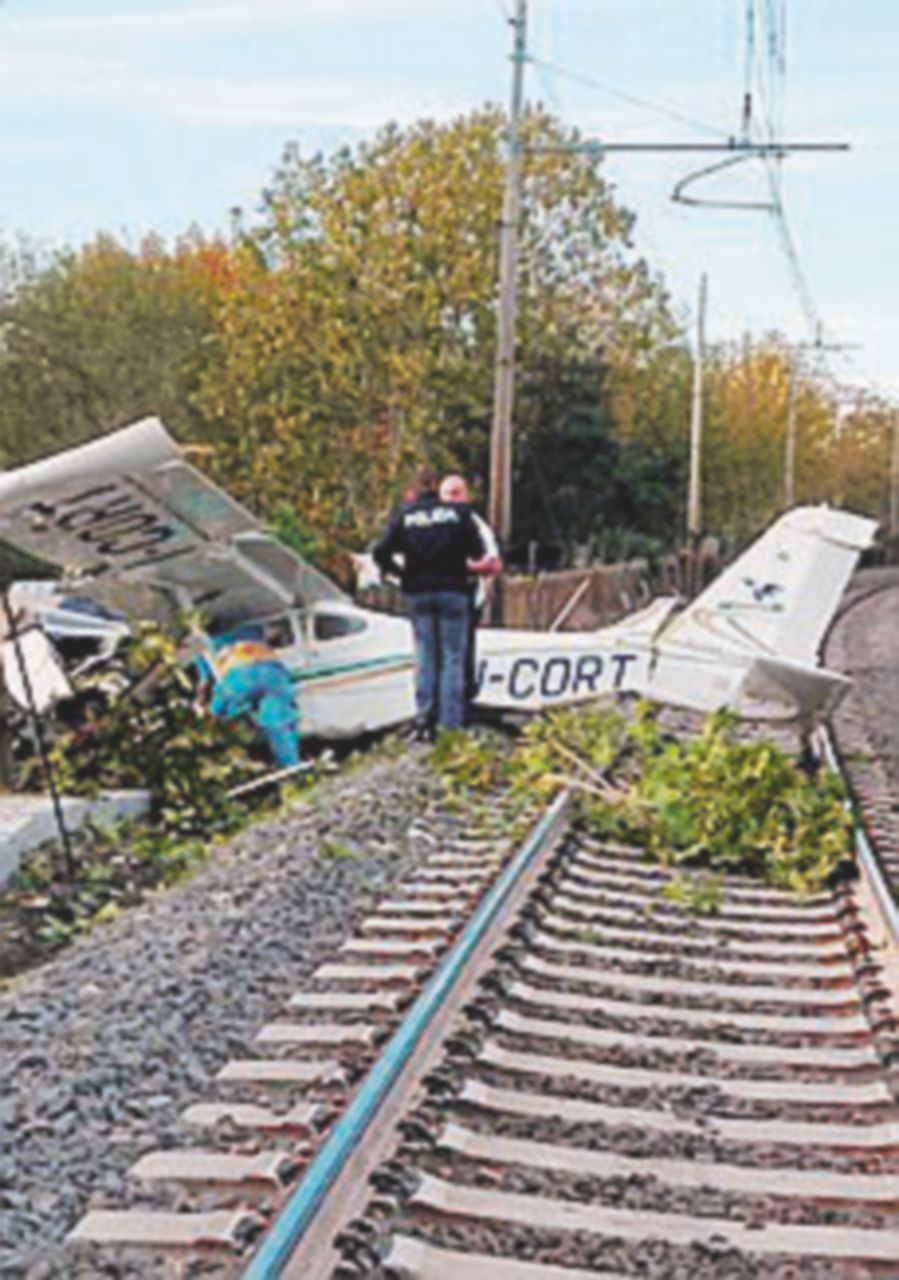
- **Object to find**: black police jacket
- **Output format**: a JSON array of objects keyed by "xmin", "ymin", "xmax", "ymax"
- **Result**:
[{"xmin": 373, "ymin": 492, "xmax": 483, "ymax": 595}]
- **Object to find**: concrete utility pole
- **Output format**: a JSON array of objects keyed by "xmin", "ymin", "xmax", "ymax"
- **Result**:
[
  {"xmin": 890, "ymin": 408, "xmax": 899, "ymax": 539},
  {"xmin": 784, "ymin": 360, "xmax": 799, "ymax": 509},
  {"xmin": 687, "ymin": 272, "xmax": 708, "ymax": 541},
  {"xmin": 485, "ymin": 6, "xmax": 845, "ymax": 548},
  {"xmin": 0, "ymin": 641, "xmax": 12, "ymax": 790},
  {"xmin": 784, "ymin": 336, "xmax": 857, "ymax": 511},
  {"xmin": 488, "ymin": 0, "xmax": 527, "ymax": 547}
]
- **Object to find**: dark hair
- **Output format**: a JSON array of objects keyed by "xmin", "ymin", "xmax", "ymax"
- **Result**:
[{"xmin": 416, "ymin": 468, "xmax": 439, "ymax": 494}]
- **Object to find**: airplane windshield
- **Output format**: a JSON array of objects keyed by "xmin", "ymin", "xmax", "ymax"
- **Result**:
[
  {"xmin": 261, "ymin": 615, "xmax": 296, "ymax": 649},
  {"xmin": 312, "ymin": 611, "xmax": 368, "ymax": 642}
]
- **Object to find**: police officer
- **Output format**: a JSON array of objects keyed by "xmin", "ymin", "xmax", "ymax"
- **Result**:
[
  {"xmin": 374, "ymin": 470, "xmax": 483, "ymax": 738},
  {"xmin": 439, "ymin": 474, "xmax": 502, "ymax": 714}
]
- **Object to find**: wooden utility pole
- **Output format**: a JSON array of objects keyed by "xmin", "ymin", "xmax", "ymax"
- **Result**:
[
  {"xmin": 687, "ymin": 272, "xmax": 708, "ymax": 541},
  {"xmin": 488, "ymin": 0, "xmax": 527, "ymax": 547}
]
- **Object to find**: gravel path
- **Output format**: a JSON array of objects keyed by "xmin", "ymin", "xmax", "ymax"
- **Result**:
[{"xmin": 0, "ymin": 749, "xmax": 461, "ymax": 1278}]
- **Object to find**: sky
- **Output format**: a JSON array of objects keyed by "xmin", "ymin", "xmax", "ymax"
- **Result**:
[{"xmin": 0, "ymin": 0, "xmax": 895, "ymax": 401}]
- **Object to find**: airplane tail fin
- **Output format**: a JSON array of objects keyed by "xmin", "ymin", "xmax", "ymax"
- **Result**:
[{"xmin": 661, "ymin": 506, "xmax": 878, "ymax": 665}]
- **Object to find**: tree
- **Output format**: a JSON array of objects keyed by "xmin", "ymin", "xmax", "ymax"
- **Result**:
[
  {"xmin": 194, "ymin": 108, "xmax": 684, "ymax": 567},
  {"xmin": 0, "ymin": 232, "xmax": 231, "ymax": 468},
  {"xmin": 700, "ymin": 338, "xmax": 889, "ymax": 543}
]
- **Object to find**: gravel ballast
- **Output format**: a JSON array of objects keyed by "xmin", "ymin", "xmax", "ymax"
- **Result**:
[{"xmin": 0, "ymin": 750, "xmax": 471, "ymax": 1277}]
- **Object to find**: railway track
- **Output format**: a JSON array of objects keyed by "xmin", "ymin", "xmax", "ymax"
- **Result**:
[
  {"xmin": 70, "ymin": 749, "xmax": 899, "ymax": 1278},
  {"xmin": 63, "ymin": 569, "xmax": 899, "ymax": 1278}
]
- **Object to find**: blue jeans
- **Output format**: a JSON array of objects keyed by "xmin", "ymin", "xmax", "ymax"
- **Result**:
[{"xmin": 408, "ymin": 591, "xmax": 470, "ymax": 730}]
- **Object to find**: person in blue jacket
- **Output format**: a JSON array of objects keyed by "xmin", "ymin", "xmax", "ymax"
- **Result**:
[{"xmin": 193, "ymin": 622, "xmax": 300, "ymax": 768}]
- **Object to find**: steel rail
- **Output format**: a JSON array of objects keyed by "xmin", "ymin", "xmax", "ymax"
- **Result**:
[
  {"xmin": 822, "ymin": 567, "xmax": 899, "ymax": 945},
  {"xmin": 241, "ymin": 788, "xmax": 571, "ymax": 1280},
  {"xmin": 818, "ymin": 724, "xmax": 899, "ymax": 949}
]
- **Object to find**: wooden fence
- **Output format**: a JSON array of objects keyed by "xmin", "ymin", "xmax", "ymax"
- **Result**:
[
  {"xmin": 357, "ymin": 551, "xmax": 707, "ymax": 631},
  {"xmin": 496, "ymin": 555, "xmax": 701, "ymax": 630}
]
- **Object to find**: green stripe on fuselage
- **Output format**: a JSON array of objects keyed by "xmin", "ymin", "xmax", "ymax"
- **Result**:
[{"xmin": 292, "ymin": 653, "xmax": 412, "ymax": 685}]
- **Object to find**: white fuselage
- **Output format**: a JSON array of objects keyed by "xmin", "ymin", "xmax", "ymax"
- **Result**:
[{"xmin": 270, "ymin": 597, "xmax": 760, "ymax": 739}]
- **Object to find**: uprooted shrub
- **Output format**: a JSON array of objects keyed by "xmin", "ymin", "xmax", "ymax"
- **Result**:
[
  {"xmin": 435, "ymin": 703, "xmax": 854, "ymax": 896},
  {"xmin": 2, "ymin": 623, "xmax": 306, "ymax": 974},
  {"xmin": 30, "ymin": 623, "xmax": 267, "ymax": 836}
]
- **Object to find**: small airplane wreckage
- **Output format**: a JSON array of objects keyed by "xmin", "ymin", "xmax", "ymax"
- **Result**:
[{"xmin": 0, "ymin": 418, "xmax": 878, "ymax": 768}]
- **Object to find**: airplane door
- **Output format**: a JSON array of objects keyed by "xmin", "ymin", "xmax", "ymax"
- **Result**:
[{"xmin": 302, "ymin": 605, "xmax": 414, "ymax": 738}]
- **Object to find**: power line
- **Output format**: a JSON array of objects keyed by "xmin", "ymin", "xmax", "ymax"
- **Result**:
[
  {"xmin": 764, "ymin": 165, "xmax": 822, "ymax": 342},
  {"xmin": 534, "ymin": 5, "xmax": 873, "ymax": 402},
  {"xmin": 531, "ymin": 53, "xmax": 566, "ymax": 118},
  {"xmin": 530, "ymin": 56, "xmax": 729, "ymax": 142},
  {"xmin": 743, "ymin": 1, "xmax": 833, "ymax": 361}
]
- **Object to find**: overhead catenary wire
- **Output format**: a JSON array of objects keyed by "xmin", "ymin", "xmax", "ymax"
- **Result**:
[
  {"xmin": 670, "ymin": 1, "xmax": 788, "ymax": 214},
  {"xmin": 749, "ymin": 1, "xmax": 829, "ymax": 354},
  {"xmin": 533, "ymin": 4, "xmax": 883, "ymax": 407},
  {"xmin": 524, "ymin": 54, "xmax": 686, "ymax": 356},
  {"xmin": 530, "ymin": 56, "xmax": 729, "ymax": 143}
]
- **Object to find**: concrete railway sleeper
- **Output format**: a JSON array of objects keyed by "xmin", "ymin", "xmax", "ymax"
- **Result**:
[
  {"xmin": 329, "ymin": 830, "xmax": 899, "ymax": 1280},
  {"xmin": 66, "ymin": 737, "xmax": 899, "ymax": 1280},
  {"xmin": 67, "ymin": 795, "xmax": 566, "ymax": 1273}
]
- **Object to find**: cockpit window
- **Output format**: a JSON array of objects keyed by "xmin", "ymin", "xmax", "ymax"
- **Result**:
[
  {"xmin": 313, "ymin": 611, "xmax": 367, "ymax": 641},
  {"xmin": 261, "ymin": 616, "xmax": 295, "ymax": 649}
]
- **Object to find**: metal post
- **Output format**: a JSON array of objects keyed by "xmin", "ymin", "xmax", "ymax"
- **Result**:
[
  {"xmin": 687, "ymin": 273, "xmax": 708, "ymax": 541},
  {"xmin": 891, "ymin": 409, "xmax": 899, "ymax": 540},
  {"xmin": 784, "ymin": 360, "xmax": 799, "ymax": 509},
  {"xmin": 0, "ymin": 651, "xmax": 13, "ymax": 790},
  {"xmin": 0, "ymin": 591, "xmax": 76, "ymax": 878},
  {"xmin": 488, "ymin": 0, "xmax": 527, "ymax": 547}
]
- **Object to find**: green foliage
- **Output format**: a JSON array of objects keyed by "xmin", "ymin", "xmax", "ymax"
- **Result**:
[
  {"xmin": 0, "ymin": 821, "xmax": 211, "ymax": 973},
  {"xmin": 513, "ymin": 348, "xmax": 690, "ymax": 554},
  {"xmin": 269, "ymin": 504, "xmax": 324, "ymax": 561},
  {"xmin": 1, "ymin": 126, "xmax": 891, "ymax": 564},
  {"xmin": 599, "ymin": 705, "xmax": 853, "ymax": 895},
  {"xmin": 434, "ymin": 703, "xmax": 853, "ymax": 896},
  {"xmin": 0, "ymin": 232, "xmax": 230, "ymax": 469},
  {"xmin": 659, "ymin": 872, "xmax": 724, "ymax": 917},
  {"xmin": 701, "ymin": 339, "xmax": 894, "ymax": 542},
  {"xmin": 431, "ymin": 727, "xmax": 508, "ymax": 798},
  {"xmin": 319, "ymin": 837, "xmax": 360, "ymax": 861},
  {"xmin": 194, "ymin": 109, "xmax": 684, "ymax": 563},
  {"xmin": 43, "ymin": 623, "xmax": 262, "ymax": 836},
  {"xmin": 504, "ymin": 706, "xmax": 628, "ymax": 806}
]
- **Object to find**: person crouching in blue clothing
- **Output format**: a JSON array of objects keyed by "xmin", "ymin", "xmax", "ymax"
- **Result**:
[
  {"xmin": 373, "ymin": 469, "xmax": 486, "ymax": 741},
  {"xmin": 193, "ymin": 623, "xmax": 300, "ymax": 768}
]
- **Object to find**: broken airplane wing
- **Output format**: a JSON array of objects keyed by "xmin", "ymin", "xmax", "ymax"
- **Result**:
[{"xmin": 0, "ymin": 418, "xmax": 346, "ymax": 627}]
